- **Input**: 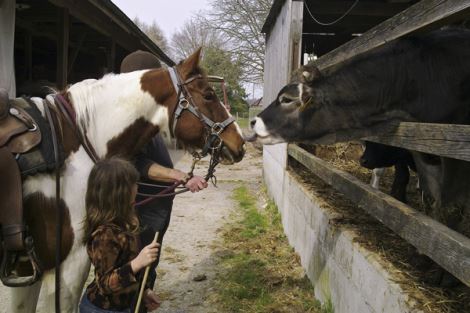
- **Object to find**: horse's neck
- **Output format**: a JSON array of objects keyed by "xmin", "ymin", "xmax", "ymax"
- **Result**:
[{"xmin": 69, "ymin": 71, "xmax": 169, "ymax": 158}]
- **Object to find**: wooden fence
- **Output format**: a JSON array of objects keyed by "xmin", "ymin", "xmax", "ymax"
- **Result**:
[{"xmin": 288, "ymin": 0, "xmax": 470, "ymax": 287}]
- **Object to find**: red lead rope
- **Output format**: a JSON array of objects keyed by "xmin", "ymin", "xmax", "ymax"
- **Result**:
[{"xmin": 134, "ymin": 181, "xmax": 185, "ymax": 207}]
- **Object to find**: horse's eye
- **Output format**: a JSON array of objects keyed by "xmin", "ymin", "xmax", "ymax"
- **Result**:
[{"xmin": 204, "ymin": 92, "xmax": 215, "ymax": 101}]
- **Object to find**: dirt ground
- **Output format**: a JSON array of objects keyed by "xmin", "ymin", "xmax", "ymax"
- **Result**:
[{"xmin": 154, "ymin": 144, "xmax": 263, "ymax": 313}]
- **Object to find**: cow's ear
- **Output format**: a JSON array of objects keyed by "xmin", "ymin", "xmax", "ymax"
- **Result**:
[{"xmin": 301, "ymin": 65, "xmax": 322, "ymax": 83}]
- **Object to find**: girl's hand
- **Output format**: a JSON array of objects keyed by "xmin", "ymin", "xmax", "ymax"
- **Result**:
[
  {"xmin": 130, "ymin": 242, "xmax": 159, "ymax": 273},
  {"xmin": 144, "ymin": 289, "xmax": 161, "ymax": 311}
]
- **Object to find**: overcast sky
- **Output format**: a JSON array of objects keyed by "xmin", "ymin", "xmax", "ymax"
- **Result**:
[
  {"xmin": 111, "ymin": 0, "xmax": 262, "ymax": 98},
  {"xmin": 112, "ymin": 0, "xmax": 211, "ymax": 39}
]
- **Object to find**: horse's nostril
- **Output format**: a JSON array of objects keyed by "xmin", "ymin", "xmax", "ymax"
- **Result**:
[{"xmin": 250, "ymin": 119, "xmax": 256, "ymax": 128}]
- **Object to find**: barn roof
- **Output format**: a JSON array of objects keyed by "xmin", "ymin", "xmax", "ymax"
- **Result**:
[{"xmin": 13, "ymin": 0, "xmax": 175, "ymax": 92}]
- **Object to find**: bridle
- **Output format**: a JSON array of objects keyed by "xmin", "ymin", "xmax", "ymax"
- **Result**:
[{"xmin": 168, "ymin": 67, "xmax": 235, "ymax": 158}]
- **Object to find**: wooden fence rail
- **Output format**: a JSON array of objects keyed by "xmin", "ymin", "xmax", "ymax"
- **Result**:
[
  {"xmin": 288, "ymin": 144, "xmax": 470, "ymax": 287},
  {"xmin": 364, "ymin": 122, "xmax": 470, "ymax": 162}
]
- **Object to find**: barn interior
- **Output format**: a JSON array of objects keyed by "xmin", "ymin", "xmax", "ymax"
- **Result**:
[
  {"xmin": 299, "ymin": 0, "xmax": 419, "ymax": 62},
  {"xmin": 12, "ymin": 0, "xmax": 172, "ymax": 96}
]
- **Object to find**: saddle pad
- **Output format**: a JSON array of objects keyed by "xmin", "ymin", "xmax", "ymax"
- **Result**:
[{"xmin": 14, "ymin": 98, "xmax": 65, "ymax": 177}]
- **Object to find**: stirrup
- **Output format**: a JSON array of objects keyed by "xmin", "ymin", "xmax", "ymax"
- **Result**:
[{"xmin": 0, "ymin": 236, "xmax": 43, "ymax": 287}]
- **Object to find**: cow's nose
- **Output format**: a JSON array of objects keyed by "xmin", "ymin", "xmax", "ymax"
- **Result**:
[{"xmin": 250, "ymin": 119, "xmax": 256, "ymax": 129}]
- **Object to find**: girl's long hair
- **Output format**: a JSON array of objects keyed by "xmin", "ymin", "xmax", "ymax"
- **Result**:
[{"xmin": 83, "ymin": 157, "xmax": 140, "ymax": 244}]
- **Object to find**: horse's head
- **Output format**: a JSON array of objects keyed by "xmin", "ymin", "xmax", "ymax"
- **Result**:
[{"xmin": 142, "ymin": 48, "xmax": 245, "ymax": 164}]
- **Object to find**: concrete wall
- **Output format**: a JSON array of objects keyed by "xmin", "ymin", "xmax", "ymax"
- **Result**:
[{"xmin": 263, "ymin": 157, "xmax": 423, "ymax": 313}]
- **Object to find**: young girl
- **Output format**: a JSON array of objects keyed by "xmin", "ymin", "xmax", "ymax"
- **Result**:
[{"xmin": 80, "ymin": 158, "xmax": 161, "ymax": 313}]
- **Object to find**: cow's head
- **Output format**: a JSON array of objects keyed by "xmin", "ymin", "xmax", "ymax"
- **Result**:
[{"xmin": 250, "ymin": 65, "xmax": 325, "ymax": 144}]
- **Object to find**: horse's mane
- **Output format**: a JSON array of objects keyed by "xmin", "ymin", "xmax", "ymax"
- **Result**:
[{"xmin": 65, "ymin": 70, "xmax": 148, "ymax": 135}]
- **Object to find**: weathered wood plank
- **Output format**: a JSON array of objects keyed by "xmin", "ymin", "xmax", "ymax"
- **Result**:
[
  {"xmin": 364, "ymin": 122, "xmax": 470, "ymax": 162},
  {"xmin": 288, "ymin": 144, "xmax": 470, "ymax": 287},
  {"xmin": 315, "ymin": 0, "xmax": 470, "ymax": 70}
]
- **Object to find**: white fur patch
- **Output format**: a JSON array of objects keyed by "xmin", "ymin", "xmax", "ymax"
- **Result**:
[{"xmin": 252, "ymin": 117, "xmax": 270, "ymax": 138}]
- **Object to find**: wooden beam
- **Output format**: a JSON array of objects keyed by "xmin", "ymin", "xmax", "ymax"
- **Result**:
[
  {"xmin": 304, "ymin": 1, "xmax": 410, "ymax": 17},
  {"xmin": 50, "ymin": 0, "xmax": 144, "ymax": 55},
  {"xmin": 56, "ymin": 7, "xmax": 69, "ymax": 89},
  {"xmin": 16, "ymin": 18, "xmax": 95, "ymax": 55},
  {"xmin": 288, "ymin": 144, "xmax": 470, "ymax": 287},
  {"xmin": 314, "ymin": 0, "xmax": 470, "ymax": 70},
  {"xmin": 68, "ymin": 32, "xmax": 87, "ymax": 76},
  {"xmin": 364, "ymin": 122, "xmax": 470, "ymax": 162}
]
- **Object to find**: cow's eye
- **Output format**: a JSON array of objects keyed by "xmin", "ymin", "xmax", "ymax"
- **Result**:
[{"xmin": 279, "ymin": 95, "xmax": 300, "ymax": 111}]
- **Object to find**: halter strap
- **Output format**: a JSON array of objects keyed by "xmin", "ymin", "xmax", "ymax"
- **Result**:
[{"xmin": 54, "ymin": 94, "xmax": 100, "ymax": 163}]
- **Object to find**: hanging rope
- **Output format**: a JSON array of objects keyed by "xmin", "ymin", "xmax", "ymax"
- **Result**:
[{"xmin": 304, "ymin": 0, "xmax": 360, "ymax": 26}]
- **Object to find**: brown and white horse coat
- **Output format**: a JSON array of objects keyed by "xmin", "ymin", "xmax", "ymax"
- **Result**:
[{"xmin": 11, "ymin": 50, "xmax": 245, "ymax": 312}]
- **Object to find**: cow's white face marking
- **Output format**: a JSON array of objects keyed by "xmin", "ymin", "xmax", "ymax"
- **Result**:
[{"xmin": 251, "ymin": 117, "xmax": 285, "ymax": 145}]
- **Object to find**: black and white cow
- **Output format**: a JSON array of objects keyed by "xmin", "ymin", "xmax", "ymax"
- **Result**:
[
  {"xmin": 250, "ymin": 28, "xmax": 470, "ymax": 241},
  {"xmin": 360, "ymin": 141, "xmax": 416, "ymax": 203}
]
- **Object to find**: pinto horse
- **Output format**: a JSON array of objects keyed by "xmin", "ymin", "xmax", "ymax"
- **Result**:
[{"xmin": 10, "ymin": 48, "xmax": 245, "ymax": 312}]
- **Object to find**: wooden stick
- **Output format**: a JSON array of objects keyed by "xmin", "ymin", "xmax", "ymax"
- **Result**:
[{"xmin": 134, "ymin": 231, "xmax": 159, "ymax": 313}]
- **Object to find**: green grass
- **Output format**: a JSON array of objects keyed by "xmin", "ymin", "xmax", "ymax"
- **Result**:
[
  {"xmin": 211, "ymin": 184, "xmax": 334, "ymax": 313},
  {"xmin": 236, "ymin": 117, "xmax": 249, "ymax": 129}
]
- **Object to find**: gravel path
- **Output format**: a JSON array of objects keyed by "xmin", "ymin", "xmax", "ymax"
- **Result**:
[{"xmin": 154, "ymin": 144, "xmax": 263, "ymax": 312}]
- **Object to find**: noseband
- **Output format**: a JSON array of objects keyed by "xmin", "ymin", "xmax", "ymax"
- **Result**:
[{"xmin": 168, "ymin": 67, "xmax": 235, "ymax": 158}]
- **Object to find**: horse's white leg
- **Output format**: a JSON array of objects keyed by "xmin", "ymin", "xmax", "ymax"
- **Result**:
[
  {"xmin": 36, "ymin": 247, "xmax": 90, "ymax": 313},
  {"xmin": 10, "ymin": 281, "xmax": 42, "ymax": 313},
  {"xmin": 370, "ymin": 168, "xmax": 385, "ymax": 189}
]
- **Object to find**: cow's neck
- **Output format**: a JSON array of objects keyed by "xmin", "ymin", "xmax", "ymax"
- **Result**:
[{"xmin": 309, "ymin": 53, "xmax": 414, "ymax": 141}]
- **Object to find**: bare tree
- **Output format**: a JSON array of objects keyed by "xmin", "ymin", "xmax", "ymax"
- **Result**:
[
  {"xmin": 171, "ymin": 17, "xmax": 225, "ymax": 61},
  {"xmin": 133, "ymin": 17, "xmax": 169, "ymax": 54},
  {"xmin": 203, "ymin": 0, "xmax": 273, "ymax": 83}
]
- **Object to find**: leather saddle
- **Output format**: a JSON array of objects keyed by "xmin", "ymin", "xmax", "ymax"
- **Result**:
[{"xmin": 0, "ymin": 88, "xmax": 43, "ymax": 286}]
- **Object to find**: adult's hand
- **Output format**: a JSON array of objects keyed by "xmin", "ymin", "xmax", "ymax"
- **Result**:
[{"xmin": 185, "ymin": 175, "xmax": 208, "ymax": 193}]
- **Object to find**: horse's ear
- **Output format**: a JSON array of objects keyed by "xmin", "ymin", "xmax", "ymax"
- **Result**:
[
  {"xmin": 300, "ymin": 65, "xmax": 322, "ymax": 84},
  {"xmin": 180, "ymin": 47, "xmax": 202, "ymax": 79}
]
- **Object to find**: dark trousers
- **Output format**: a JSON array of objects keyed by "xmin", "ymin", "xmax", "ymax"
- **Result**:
[{"xmin": 137, "ymin": 200, "xmax": 173, "ymax": 289}]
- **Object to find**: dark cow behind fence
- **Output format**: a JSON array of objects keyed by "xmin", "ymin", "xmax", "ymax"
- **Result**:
[
  {"xmin": 251, "ymin": 27, "xmax": 470, "ymax": 246},
  {"xmin": 360, "ymin": 141, "xmax": 416, "ymax": 203}
]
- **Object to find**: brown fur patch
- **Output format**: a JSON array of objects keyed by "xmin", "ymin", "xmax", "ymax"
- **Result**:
[
  {"xmin": 106, "ymin": 118, "xmax": 160, "ymax": 158},
  {"xmin": 20, "ymin": 192, "xmax": 75, "ymax": 271},
  {"xmin": 140, "ymin": 69, "xmax": 175, "ymax": 106}
]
